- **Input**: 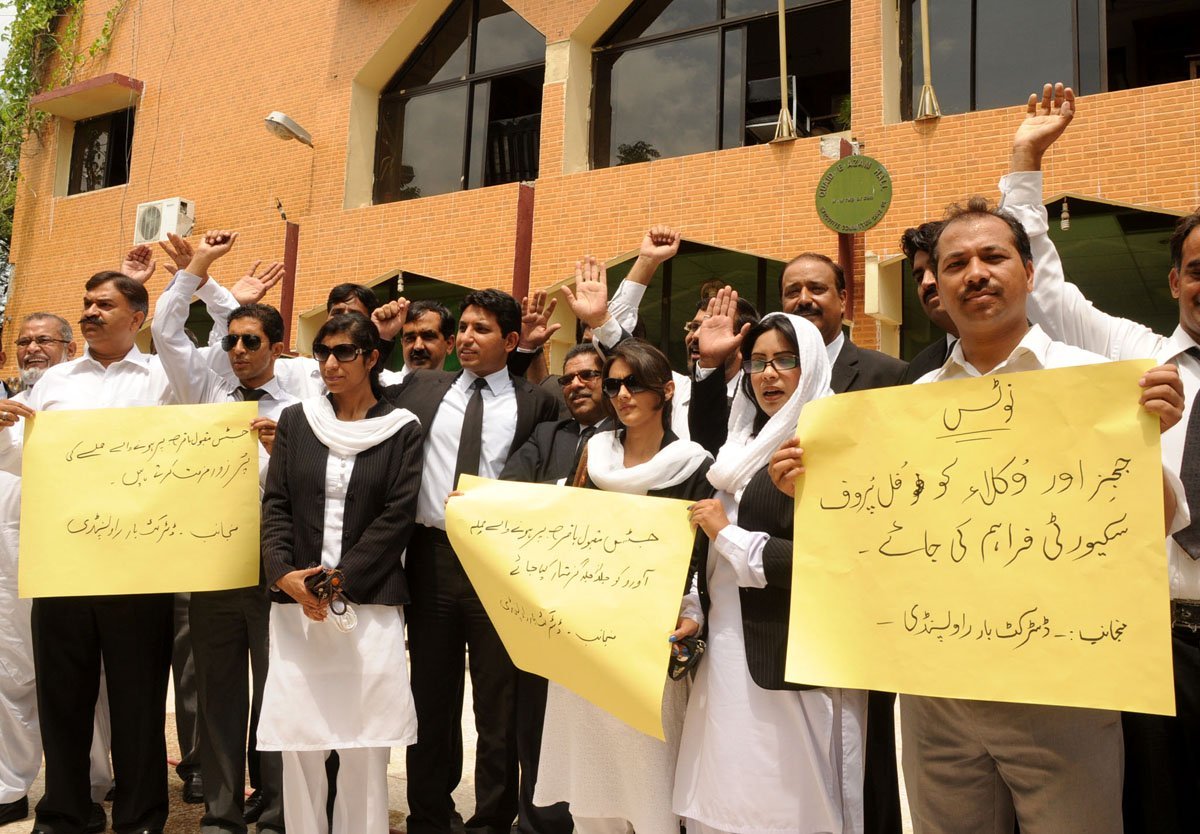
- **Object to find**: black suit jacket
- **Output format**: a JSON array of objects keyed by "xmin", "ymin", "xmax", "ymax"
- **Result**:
[
  {"xmin": 261, "ymin": 400, "xmax": 425, "ymax": 606},
  {"xmin": 830, "ymin": 339, "xmax": 909, "ymax": 394},
  {"xmin": 381, "ymin": 367, "xmax": 561, "ymax": 461},
  {"xmin": 735, "ymin": 465, "xmax": 817, "ymax": 691},
  {"xmin": 499, "ymin": 417, "xmax": 612, "ymax": 485},
  {"xmin": 901, "ymin": 334, "xmax": 952, "ymax": 384}
]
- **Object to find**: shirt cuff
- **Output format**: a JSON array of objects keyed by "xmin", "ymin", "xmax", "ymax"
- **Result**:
[
  {"xmin": 609, "ymin": 280, "xmax": 647, "ymax": 332},
  {"xmin": 173, "ymin": 270, "xmax": 205, "ymax": 296},
  {"xmin": 998, "ymin": 171, "xmax": 1043, "ymax": 210},
  {"xmin": 716, "ymin": 525, "xmax": 769, "ymax": 588},
  {"xmin": 694, "ymin": 365, "xmax": 717, "ymax": 381},
  {"xmin": 679, "ymin": 572, "xmax": 704, "ymax": 629},
  {"xmin": 592, "ymin": 316, "xmax": 624, "ymax": 351}
]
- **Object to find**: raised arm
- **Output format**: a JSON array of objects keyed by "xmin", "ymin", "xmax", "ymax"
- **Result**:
[
  {"xmin": 608, "ymin": 225, "xmax": 680, "ymax": 331},
  {"xmin": 1001, "ymin": 83, "xmax": 1164, "ymax": 360}
]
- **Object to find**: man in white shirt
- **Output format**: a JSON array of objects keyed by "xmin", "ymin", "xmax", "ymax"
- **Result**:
[
  {"xmin": 998, "ymin": 81, "xmax": 1200, "ymax": 834},
  {"xmin": 152, "ymin": 231, "xmax": 295, "ymax": 834},
  {"xmin": 0, "ymin": 270, "xmax": 184, "ymax": 834},
  {"xmin": 899, "ymin": 193, "xmax": 1184, "ymax": 834}
]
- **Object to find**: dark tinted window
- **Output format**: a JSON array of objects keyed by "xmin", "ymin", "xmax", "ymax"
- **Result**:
[{"xmin": 68, "ymin": 108, "xmax": 134, "ymax": 195}]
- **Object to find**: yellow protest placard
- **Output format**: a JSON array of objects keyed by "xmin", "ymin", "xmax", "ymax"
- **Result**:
[
  {"xmin": 446, "ymin": 474, "xmax": 696, "ymax": 739},
  {"xmin": 785, "ymin": 360, "xmax": 1174, "ymax": 715},
  {"xmin": 19, "ymin": 402, "xmax": 262, "ymax": 597}
]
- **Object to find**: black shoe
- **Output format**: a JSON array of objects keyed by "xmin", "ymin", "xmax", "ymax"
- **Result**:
[
  {"xmin": 182, "ymin": 772, "xmax": 204, "ymax": 804},
  {"xmin": 86, "ymin": 801, "xmax": 106, "ymax": 833},
  {"xmin": 243, "ymin": 789, "xmax": 264, "ymax": 824},
  {"xmin": 0, "ymin": 796, "xmax": 29, "ymax": 825}
]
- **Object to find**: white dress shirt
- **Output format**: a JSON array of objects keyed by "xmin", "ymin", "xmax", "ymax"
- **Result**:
[
  {"xmin": 416, "ymin": 367, "xmax": 518, "ymax": 529},
  {"xmin": 826, "ymin": 330, "xmax": 845, "ymax": 366},
  {"xmin": 1000, "ymin": 171, "xmax": 1200, "ymax": 599}
]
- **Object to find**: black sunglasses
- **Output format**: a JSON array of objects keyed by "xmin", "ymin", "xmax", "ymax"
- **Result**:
[
  {"xmin": 221, "ymin": 333, "xmax": 263, "ymax": 352},
  {"xmin": 558, "ymin": 369, "xmax": 602, "ymax": 386},
  {"xmin": 312, "ymin": 344, "xmax": 368, "ymax": 363},
  {"xmin": 602, "ymin": 375, "xmax": 649, "ymax": 398},
  {"xmin": 742, "ymin": 354, "xmax": 800, "ymax": 375}
]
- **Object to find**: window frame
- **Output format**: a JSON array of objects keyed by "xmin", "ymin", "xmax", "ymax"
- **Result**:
[
  {"xmin": 373, "ymin": 0, "xmax": 545, "ymax": 203},
  {"xmin": 66, "ymin": 106, "xmax": 135, "ymax": 196},
  {"xmin": 589, "ymin": 0, "xmax": 846, "ymax": 169}
]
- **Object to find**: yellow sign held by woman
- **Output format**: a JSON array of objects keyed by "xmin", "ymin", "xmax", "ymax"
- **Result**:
[
  {"xmin": 19, "ymin": 402, "xmax": 261, "ymax": 597},
  {"xmin": 447, "ymin": 475, "xmax": 696, "ymax": 739}
]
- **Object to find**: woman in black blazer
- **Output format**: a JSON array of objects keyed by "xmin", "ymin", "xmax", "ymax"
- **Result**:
[
  {"xmin": 256, "ymin": 312, "xmax": 423, "ymax": 834},
  {"xmin": 675, "ymin": 309, "xmax": 869, "ymax": 834}
]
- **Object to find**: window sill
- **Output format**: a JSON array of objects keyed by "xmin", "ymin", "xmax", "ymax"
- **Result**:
[{"xmin": 58, "ymin": 183, "xmax": 128, "ymax": 201}]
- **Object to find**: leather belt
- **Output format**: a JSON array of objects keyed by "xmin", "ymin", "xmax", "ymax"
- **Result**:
[{"xmin": 1171, "ymin": 599, "xmax": 1200, "ymax": 632}]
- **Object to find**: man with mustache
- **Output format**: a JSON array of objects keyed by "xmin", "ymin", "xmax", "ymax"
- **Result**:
[
  {"xmin": 402, "ymin": 300, "xmax": 455, "ymax": 375},
  {"xmin": 899, "ymin": 222, "xmax": 955, "ymax": 383},
  {"xmin": 498, "ymin": 342, "xmax": 610, "ymax": 834}
]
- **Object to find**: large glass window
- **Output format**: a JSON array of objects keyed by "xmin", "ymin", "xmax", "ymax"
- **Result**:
[
  {"xmin": 902, "ymin": 1, "xmax": 1200, "ymax": 119},
  {"xmin": 592, "ymin": 0, "xmax": 850, "ymax": 169},
  {"xmin": 373, "ymin": 0, "xmax": 544, "ymax": 203},
  {"xmin": 68, "ymin": 108, "xmax": 134, "ymax": 195}
]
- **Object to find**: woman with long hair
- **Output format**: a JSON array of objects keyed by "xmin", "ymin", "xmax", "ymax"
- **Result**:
[
  {"xmin": 674, "ymin": 304, "xmax": 868, "ymax": 834},
  {"xmin": 535, "ymin": 338, "xmax": 713, "ymax": 834},
  {"xmin": 257, "ymin": 312, "xmax": 424, "ymax": 834}
]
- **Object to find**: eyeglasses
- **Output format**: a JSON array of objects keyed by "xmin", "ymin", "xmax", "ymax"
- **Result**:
[
  {"xmin": 220, "ymin": 333, "xmax": 264, "ymax": 352},
  {"xmin": 558, "ymin": 369, "xmax": 602, "ymax": 386},
  {"xmin": 742, "ymin": 354, "xmax": 800, "ymax": 375},
  {"xmin": 602, "ymin": 375, "xmax": 650, "ymax": 398},
  {"xmin": 312, "ymin": 343, "xmax": 367, "ymax": 363},
  {"xmin": 16, "ymin": 336, "xmax": 70, "ymax": 348}
]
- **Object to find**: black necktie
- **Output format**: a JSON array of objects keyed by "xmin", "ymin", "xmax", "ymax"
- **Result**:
[
  {"xmin": 570, "ymin": 422, "xmax": 599, "ymax": 475},
  {"xmin": 1173, "ymin": 348, "xmax": 1200, "ymax": 559},
  {"xmin": 237, "ymin": 386, "xmax": 268, "ymax": 402},
  {"xmin": 453, "ymin": 378, "xmax": 488, "ymax": 488}
]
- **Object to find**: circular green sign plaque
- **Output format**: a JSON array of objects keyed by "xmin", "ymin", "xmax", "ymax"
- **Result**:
[{"xmin": 814, "ymin": 155, "xmax": 893, "ymax": 234}]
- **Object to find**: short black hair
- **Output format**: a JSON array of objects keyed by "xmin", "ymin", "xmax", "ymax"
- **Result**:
[
  {"xmin": 406, "ymin": 299, "xmax": 455, "ymax": 339},
  {"xmin": 461, "ymin": 288, "xmax": 521, "ymax": 337},
  {"xmin": 314, "ymin": 312, "xmax": 382, "ymax": 391},
  {"xmin": 900, "ymin": 221, "xmax": 944, "ymax": 261},
  {"xmin": 228, "ymin": 303, "xmax": 285, "ymax": 345},
  {"xmin": 85, "ymin": 271, "xmax": 149, "ymax": 316},
  {"xmin": 931, "ymin": 197, "xmax": 1033, "ymax": 274},
  {"xmin": 1170, "ymin": 209, "xmax": 1200, "ymax": 272},
  {"xmin": 564, "ymin": 342, "xmax": 601, "ymax": 367},
  {"xmin": 692, "ymin": 296, "xmax": 760, "ymax": 334},
  {"xmin": 784, "ymin": 253, "xmax": 845, "ymax": 292},
  {"xmin": 325, "ymin": 283, "xmax": 379, "ymax": 315}
]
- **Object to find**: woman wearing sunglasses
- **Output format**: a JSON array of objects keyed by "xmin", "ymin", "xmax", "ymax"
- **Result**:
[
  {"xmin": 257, "ymin": 312, "xmax": 424, "ymax": 834},
  {"xmin": 673, "ymin": 309, "xmax": 868, "ymax": 834},
  {"xmin": 535, "ymin": 338, "xmax": 713, "ymax": 834}
]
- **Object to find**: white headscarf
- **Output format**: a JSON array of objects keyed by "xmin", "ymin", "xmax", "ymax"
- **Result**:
[
  {"xmin": 586, "ymin": 429, "xmax": 711, "ymax": 495},
  {"xmin": 300, "ymin": 395, "xmax": 420, "ymax": 457},
  {"xmin": 706, "ymin": 312, "xmax": 832, "ymax": 502}
]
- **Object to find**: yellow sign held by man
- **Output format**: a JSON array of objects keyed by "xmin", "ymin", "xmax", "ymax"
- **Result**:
[
  {"xmin": 785, "ymin": 360, "xmax": 1174, "ymax": 715},
  {"xmin": 19, "ymin": 402, "xmax": 262, "ymax": 597},
  {"xmin": 447, "ymin": 475, "xmax": 696, "ymax": 739}
]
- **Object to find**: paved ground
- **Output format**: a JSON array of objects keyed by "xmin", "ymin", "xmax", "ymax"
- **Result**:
[{"xmin": 4, "ymin": 676, "xmax": 912, "ymax": 833}]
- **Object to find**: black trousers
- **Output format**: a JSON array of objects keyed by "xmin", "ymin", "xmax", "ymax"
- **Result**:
[
  {"xmin": 190, "ymin": 587, "xmax": 284, "ymax": 833},
  {"xmin": 406, "ymin": 527, "xmax": 519, "ymax": 834},
  {"xmin": 32, "ymin": 593, "xmax": 172, "ymax": 834},
  {"xmin": 1122, "ymin": 628, "xmax": 1200, "ymax": 834},
  {"xmin": 172, "ymin": 593, "xmax": 202, "ymax": 784},
  {"xmin": 515, "ymin": 671, "xmax": 572, "ymax": 834},
  {"xmin": 863, "ymin": 690, "xmax": 903, "ymax": 834}
]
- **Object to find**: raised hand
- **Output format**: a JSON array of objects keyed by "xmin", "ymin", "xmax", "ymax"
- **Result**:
[
  {"xmin": 121, "ymin": 244, "xmax": 157, "ymax": 285},
  {"xmin": 519, "ymin": 290, "xmax": 562, "ymax": 350},
  {"xmin": 560, "ymin": 256, "xmax": 611, "ymax": 329},
  {"xmin": 639, "ymin": 225, "xmax": 681, "ymax": 264},
  {"xmin": 159, "ymin": 233, "xmax": 195, "ymax": 275},
  {"xmin": 1011, "ymin": 82, "xmax": 1075, "ymax": 172},
  {"xmin": 231, "ymin": 260, "xmax": 286, "ymax": 305},
  {"xmin": 697, "ymin": 285, "xmax": 749, "ymax": 368},
  {"xmin": 186, "ymin": 230, "xmax": 239, "ymax": 278},
  {"xmin": 371, "ymin": 298, "xmax": 410, "ymax": 342}
]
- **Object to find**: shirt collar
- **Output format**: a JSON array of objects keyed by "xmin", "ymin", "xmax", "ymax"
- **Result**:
[
  {"xmin": 459, "ymin": 365, "xmax": 512, "ymax": 395},
  {"xmin": 254, "ymin": 375, "xmax": 291, "ymax": 401},
  {"xmin": 77, "ymin": 344, "xmax": 153, "ymax": 372},
  {"xmin": 944, "ymin": 324, "xmax": 1053, "ymax": 376},
  {"xmin": 1162, "ymin": 325, "xmax": 1200, "ymax": 364},
  {"xmin": 826, "ymin": 331, "xmax": 845, "ymax": 365}
]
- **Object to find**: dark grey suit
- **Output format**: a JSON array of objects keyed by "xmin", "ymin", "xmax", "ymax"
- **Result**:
[
  {"xmin": 830, "ymin": 339, "xmax": 909, "ymax": 394},
  {"xmin": 901, "ymin": 335, "xmax": 953, "ymax": 384},
  {"xmin": 383, "ymin": 369, "xmax": 559, "ymax": 834}
]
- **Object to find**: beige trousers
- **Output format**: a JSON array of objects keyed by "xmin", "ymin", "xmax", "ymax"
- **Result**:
[{"xmin": 900, "ymin": 695, "xmax": 1123, "ymax": 834}]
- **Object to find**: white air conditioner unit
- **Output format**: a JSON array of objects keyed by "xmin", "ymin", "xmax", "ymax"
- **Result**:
[{"xmin": 133, "ymin": 198, "xmax": 195, "ymax": 245}]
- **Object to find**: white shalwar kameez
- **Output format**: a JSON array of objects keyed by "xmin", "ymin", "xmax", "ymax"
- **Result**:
[
  {"xmin": 257, "ymin": 448, "xmax": 417, "ymax": 834},
  {"xmin": 673, "ymin": 494, "xmax": 867, "ymax": 834}
]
